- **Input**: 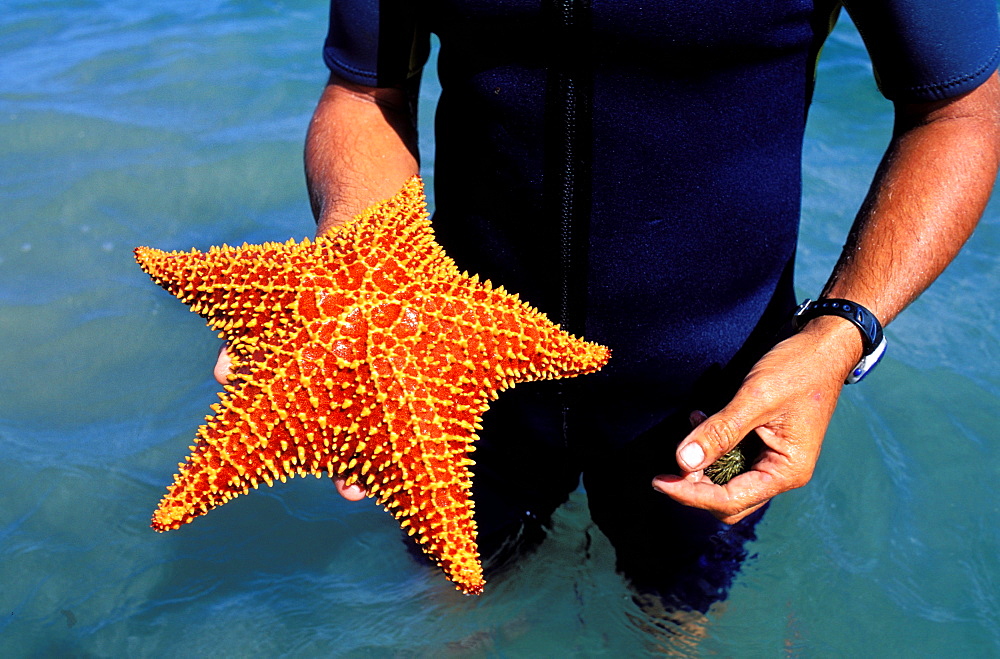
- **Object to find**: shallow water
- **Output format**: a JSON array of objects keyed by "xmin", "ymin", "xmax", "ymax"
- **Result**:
[{"xmin": 2, "ymin": 2, "xmax": 999, "ymax": 656}]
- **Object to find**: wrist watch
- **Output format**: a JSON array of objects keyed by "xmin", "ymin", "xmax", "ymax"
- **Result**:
[{"xmin": 792, "ymin": 298, "xmax": 888, "ymax": 384}]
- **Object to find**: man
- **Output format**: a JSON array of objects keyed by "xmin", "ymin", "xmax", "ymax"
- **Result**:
[{"xmin": 218, "ymin": 1, "xmax": 1000, "ymax": 608}]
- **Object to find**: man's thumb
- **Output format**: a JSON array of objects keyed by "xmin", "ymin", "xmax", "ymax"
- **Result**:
[
  {"xmin": 676, "ymin": 411, "xmax": 751, "ymax": 472},
  {"xmin": 214, "ymin": 344, "xmax": 232, "ymax": 385}
]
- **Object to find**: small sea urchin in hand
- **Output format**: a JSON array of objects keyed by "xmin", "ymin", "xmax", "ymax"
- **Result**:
[
  {"xmin": 705, "ymin": 446, "xmax": 747, "ymax": 485},
  {"xmin": 135, "ymin": 177, "xmax": 610, "ymax": 594}
]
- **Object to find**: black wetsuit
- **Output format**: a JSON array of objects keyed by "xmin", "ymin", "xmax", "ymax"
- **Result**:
[{"xmin": 323, "ymin": 0, "xmax": 999, "ymax": 609}]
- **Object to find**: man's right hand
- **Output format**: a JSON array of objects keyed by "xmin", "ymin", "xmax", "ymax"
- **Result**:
[
  {"xmin": 207, "ymin": 73, "xmax": 420, "ymax": 503},
  {"xmin": 214, "ymin": 345, "xmax": 368, "ymax": 502}
]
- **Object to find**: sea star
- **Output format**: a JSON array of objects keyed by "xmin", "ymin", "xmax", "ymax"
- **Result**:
[{"xmin": 135, "ymin": 177, "xmax": 610, "ymax": 595}]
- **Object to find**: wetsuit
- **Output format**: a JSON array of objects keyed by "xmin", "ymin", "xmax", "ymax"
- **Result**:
[{"xmin": 323, "ymin": 0, "xmax": 1000, "ymax": 609}]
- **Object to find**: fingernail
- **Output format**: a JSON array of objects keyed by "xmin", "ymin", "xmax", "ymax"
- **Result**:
[{"xmin": 679, "ymin": 443, "xmax": 705, "ymax": 471}]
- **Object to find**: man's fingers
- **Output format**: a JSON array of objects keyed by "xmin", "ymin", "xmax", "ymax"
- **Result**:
[
  {"xmin": 652, "ymin": 469, "xmax": 776, "ymax": 524},
  {"xmin": 334, "ymin": 477, "xmax": 368, "ymax": 501},
  {"xmin": 688, "ymin": 409, "xmax": 708, "ymax": 428},
  {"xmin": 214, "ymin": 345, "xmax": 232, "ymax": 385}
]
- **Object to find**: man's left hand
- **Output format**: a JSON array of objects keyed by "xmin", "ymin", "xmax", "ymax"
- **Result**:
[{"xmin": 652, "ymin": 316, "xmax": 861, "ymax": 524}]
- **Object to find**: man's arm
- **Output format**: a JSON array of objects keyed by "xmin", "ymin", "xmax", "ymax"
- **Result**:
[
  {"xmin": 653, "ymin": 72, "xmax": 1000, "ymax": 524},
  {"xmin": 305, "ymin": 73, "xmax": 421, "ymax": 234},
  {"xmin": 215, "ymin": 73, "xmax": 420, "ymax": 499}
]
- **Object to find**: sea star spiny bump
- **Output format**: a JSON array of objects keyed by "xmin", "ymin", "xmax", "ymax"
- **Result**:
[{"xmin": 135, "ymin": 177, "xmax": 610, "ymax": 595}]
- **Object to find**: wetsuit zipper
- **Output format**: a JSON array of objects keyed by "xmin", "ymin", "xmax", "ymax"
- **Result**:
[
  {"xmin": 557, "ymin": 0, "xmax": 577, "ymax": 333},
  {"xmin": 545, "ymin": 0, "xmax": 592, "ymax": 444},
  {"xmin": 546, "ymin": 0, "xmax": 591, "ymax": 335}
]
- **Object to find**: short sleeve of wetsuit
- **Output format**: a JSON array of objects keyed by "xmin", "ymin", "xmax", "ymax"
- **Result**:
[
  {"xmin": 845, "ymin": 0, "xmax": 1000, "ymax": 102},
  {"xmin": 323, "ymin": 0, "xmax": 430, "ymax": 87}
]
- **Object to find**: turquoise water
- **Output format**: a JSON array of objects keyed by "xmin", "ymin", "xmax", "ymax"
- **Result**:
[{"xmin": 2, "ymin": 2, "xmax": 999, "ymax": 656}]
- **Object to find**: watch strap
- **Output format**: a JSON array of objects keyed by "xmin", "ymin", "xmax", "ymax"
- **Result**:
[{"xmin": 792, "ymin": 298, "xmax": 887, "ymax": 384}]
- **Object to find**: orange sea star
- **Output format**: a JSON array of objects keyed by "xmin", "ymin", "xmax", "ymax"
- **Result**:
[{"xmin": 135, "ymin": 177, "xmax": 610, "ymax": 594}]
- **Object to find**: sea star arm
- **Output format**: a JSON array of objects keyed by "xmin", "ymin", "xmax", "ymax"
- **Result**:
[{"xmin": 152, "ymin": 311, "xmax": 401, "ymax": 524}]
